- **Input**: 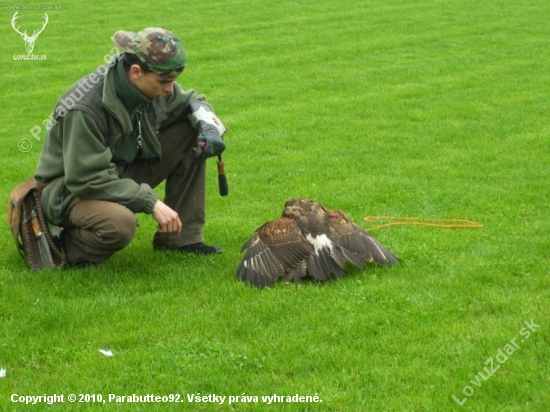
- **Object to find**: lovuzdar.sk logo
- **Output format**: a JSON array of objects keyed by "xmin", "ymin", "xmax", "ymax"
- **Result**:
[{"xmin": 11, "ymin": 11, "xmax": 48, "ymax": 59}]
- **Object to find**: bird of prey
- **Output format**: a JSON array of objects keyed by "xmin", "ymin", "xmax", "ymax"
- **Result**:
[{"xmin": 236, "ymin": 199, "xmax": 399, "ymax": 288}]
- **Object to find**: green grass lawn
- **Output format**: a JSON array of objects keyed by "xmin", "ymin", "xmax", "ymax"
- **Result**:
[{"xmin": 1, "ymin": 0, "xmax": 549, "ymax": 410}]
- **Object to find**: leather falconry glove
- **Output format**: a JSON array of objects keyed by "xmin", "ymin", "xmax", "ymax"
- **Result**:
[{"xmin": 186, "ymin": 102, "xmax": 226, "ymax": 160}]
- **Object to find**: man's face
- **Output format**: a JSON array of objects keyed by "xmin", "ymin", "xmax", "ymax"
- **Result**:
[{"xmin": 131, "ymin": 67, "xmax": 181, "ymax": 99}]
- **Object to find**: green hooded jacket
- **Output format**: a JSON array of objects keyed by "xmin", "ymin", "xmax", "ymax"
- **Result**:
[{"xmin": 35, "ymin": 56, "xmax": 210, "ymax": 226}]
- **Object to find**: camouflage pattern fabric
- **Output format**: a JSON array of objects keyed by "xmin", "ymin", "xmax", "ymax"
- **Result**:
[{"xmin": 112, "ymin": 27, "xmax": 186, "ymax": 74}]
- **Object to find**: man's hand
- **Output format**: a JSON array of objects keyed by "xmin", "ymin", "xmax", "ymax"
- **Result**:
[
  {"xmin": 187, "ymin": 102, "xmax": 226, "ymax": 160},
  {"xmin": 152, "ymin": 200, "xmax": 182, "ymax": 234},
  {"xmin": 194, "ymin": 124, "xmax": 226, "ymax": 160}
]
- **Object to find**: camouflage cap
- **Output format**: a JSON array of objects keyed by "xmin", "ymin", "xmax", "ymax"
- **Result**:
[{"xmin": 112, "ymin": 27, "xmax": 186, "ymax": 74}]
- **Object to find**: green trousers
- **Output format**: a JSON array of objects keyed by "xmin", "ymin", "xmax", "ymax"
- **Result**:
[{"xmin": 62, "ymin": 122, "xmax": 206, "ymax": 264}]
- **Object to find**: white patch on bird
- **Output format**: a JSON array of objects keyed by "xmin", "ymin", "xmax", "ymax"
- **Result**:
[{"xmin": 306, "ymin": 233, "xmax": 333, "ymax": 253}]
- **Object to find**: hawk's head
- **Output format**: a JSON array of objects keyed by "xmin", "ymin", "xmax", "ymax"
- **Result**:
[
  {"xmin": 282, "ymin": 199, "xmax": 330, "ymax": 235},
  {"xmin": 283, "ymin": 198, "xmax": 316, "ymax": 219}
]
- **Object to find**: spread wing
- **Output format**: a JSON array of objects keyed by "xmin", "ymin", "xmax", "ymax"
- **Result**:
[
  {"xmin": 328, "ymin": 210, "xmax": 399, "ymax": 267},
  {"xmin": 236, "ymin": 217, "xmax": 314, "ymax": 288}
]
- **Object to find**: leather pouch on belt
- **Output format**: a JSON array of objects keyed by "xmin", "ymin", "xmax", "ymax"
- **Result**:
[{"xmin": 7, "ymin": 177, "xmax": 66, "ymax": 270}]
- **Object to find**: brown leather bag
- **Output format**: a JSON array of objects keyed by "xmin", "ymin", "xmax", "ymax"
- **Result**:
[{"xmin": 7, "ymin": 177, "xmax": 66, "ymax": 270}]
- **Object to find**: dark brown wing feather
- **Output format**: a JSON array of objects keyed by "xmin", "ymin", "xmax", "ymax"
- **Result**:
[
  {"xmin": 304, "ymin": 246, "xmax": 345, "ymax": 281},
  {"xmin": 236, "ymin": 217, "xmax": 314, "ymax": 288},
  {"xmin": 328, "ymin": 210, "xmax": 399, "ymax": 267}
]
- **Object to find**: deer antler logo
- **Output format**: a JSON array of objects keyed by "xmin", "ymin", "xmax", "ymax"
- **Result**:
[{"xmin": 11, "ymin": 11, "xmax": 49, "ymax": 54}]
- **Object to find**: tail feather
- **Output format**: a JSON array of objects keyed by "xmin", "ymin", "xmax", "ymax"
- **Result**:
[
  {"xmin": 305, "ymin": 247, "xmax": 343, "ymax": 281},
  {"xmin": 282, "ymin": 262, "xmax": 307, "ymax": 284}
]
